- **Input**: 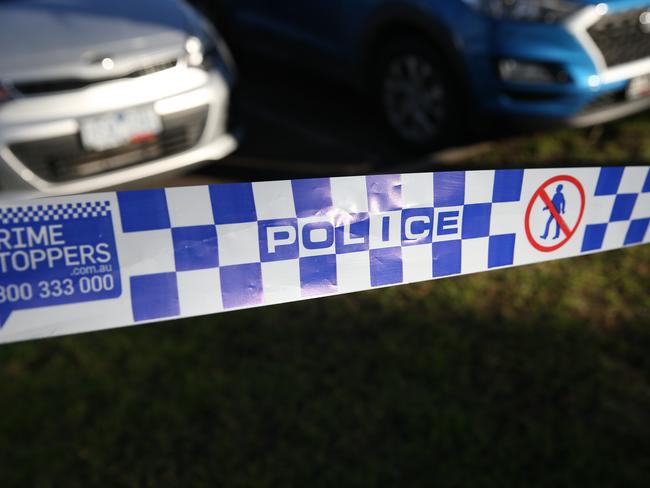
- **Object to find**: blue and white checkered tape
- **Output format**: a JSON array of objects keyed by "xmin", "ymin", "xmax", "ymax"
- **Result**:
[
  {"xmin": 0, "ymin": 201, "xmax": 111, "ymax": 224},
  {"xmin": 0, "ymin": 166, "xmax": 649, "ymax": 343}
]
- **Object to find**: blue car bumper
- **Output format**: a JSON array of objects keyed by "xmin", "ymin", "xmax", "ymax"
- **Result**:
[{"xmin": 457, "ymin": 2, "xmax": 650, "ymax": 125}]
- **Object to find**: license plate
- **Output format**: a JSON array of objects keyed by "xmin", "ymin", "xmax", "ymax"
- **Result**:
[
  {"xmin": 80, "ymin": 106, "xmax": 162, "ymax": 152},
  {"xmin": 626, "ymin": 74, "xmax": 650, "ymax": 100}
]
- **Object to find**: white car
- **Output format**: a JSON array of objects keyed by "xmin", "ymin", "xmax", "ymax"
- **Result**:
[{"xmin": 0, "ymin": 0, "xmax": 239, "ymax": 199}]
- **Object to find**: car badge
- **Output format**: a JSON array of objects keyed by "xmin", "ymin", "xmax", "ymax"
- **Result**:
[{"xmin": 87, "ymin": 54, "xmax": 115, "ymax": 70}]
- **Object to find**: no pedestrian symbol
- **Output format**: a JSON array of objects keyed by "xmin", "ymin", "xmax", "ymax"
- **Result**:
[{"xmin": 525, "ymin": 175, "xmax": 586, "ymax": 252}]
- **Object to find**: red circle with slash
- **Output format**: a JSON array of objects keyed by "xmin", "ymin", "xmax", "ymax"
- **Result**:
[{"xmin": 525, "ymin": 175, "xmax": 586, "ymax": 252}]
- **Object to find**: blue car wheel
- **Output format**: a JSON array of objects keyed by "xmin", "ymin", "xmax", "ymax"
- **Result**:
[{"xmin": 374, "ymin": 36, "xmax": 460, "ymax": 151}]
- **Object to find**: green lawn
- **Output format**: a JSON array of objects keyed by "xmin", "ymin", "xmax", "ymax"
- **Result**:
[{"xmin": 1, "ymin": 119, "xmax": 650, "ymax": 487}]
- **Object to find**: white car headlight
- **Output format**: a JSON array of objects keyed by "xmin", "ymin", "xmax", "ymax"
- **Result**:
[
  {"xmin": 180, "ymin": 2, "xmax": 236, "ymax": 76},
  {"xmin": 185, "ymin": 36, "xmax": 206, "ymax": 67},
  {"xmin": 185, "ymin": 32, "xmax": 234, "ymax": 76},
  {"xmin": 462, "ymin": 0, "xmax": 583, "ymax": 23}
]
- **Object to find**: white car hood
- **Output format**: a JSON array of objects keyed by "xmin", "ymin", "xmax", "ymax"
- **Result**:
[{"xmin": 0, "ymin": 0, "xmax": 194, "ymax": 82}]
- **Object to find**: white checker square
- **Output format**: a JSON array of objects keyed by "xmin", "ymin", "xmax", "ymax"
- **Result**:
[
  {"xmin": 402, "ymin": 244, "xmax": 432, "ymax": 283},
  {"xmin": 298, "ymin": 216, "xmax": 336, "ymax": 257},
  {"xmin": 489, "ymin": 202, "xmax": 522, "ymax": 235},
  {"xmin": 618, "ymin": 167, "xmax": 648, "ymax": 194},
  {"xmin": 464, "ymin": 170, "xmax": 495, "ymax": 204},
  {"xmin": 261, "ymin": 260, "xmax": 301, "ymax": 304},
  {"xmin": 252, "ymin": 180, "xmax": 296, "ymax": 220},
  {"xmin": 402, "ymin": 172, "xmax": 433, "ymax": 209},
  {"xmin": 336, "ymin": 251, "xmax": 371, "ymax": 292},
  {"xmin": 119, "ymin": 229, "xmax": 174, "ymax": 276},
  {"xmin": 177, "ymin": 268, "xmax": 222, "ymax": 316},
  {"xmin": 461, "ymin": 237, "xmax": 489, "ymax": 275},
  {"xmin": 4, "ymin": 296, "xmax": 134, "ymax": 341},
  {"xmin": 584, "ymin": 195, "xmax": 616, "ymax": 224},
  {"xmin": 166, "ymin": 186, "xmax": 214, "ymax": 228},
  {"xmin": 602, "ymin": 221, "xmax": 629, "ymax": 250},
  {"xmin": 217, "ymin": 222, "xmax": 260, "ymax": 265},
  {"xmin": 369, "ymin": 211, "xmax": 401, "ymax": 249},
  {"xmin": 631, "ymin": 192, "xmax": 650, "ymax": 219},
  {"xmin": 330, "ymin": 176, "xmax": 369, "ymax": 214}
]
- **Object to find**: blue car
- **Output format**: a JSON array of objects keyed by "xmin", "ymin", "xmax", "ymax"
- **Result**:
[{"xmin": 215, "ymin": 0, "xmax": 650, "ymax": 149}]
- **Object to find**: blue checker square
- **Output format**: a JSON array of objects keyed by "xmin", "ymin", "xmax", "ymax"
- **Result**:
[
  {"xmin": 595, "ymin": 167, "xmax": 624, "ymax": 196},
  {"xmin": 462, "ymin": 203, "xmax": 492, "ymax": 239},
  {"xmin": 581, "ymin": 223, "xmax": 607, "ymax": 252},
  {"xmin": 210, "ymin": 182, "xmax": 257, "ymax": 225},
  {"xmin": 172, "ymin": 225, "xmax": 218, "ymax": 271},
  {"xmin": 493, "ymin": 169, "xmax": 524, "ymax": 203},
  {"xmin": 434, "ymin": 171, "xmax": 465, "ymax": 208},
  {"xmin": 335, "ymin": 213, "xmax": 369, "ymax": 254},
  {"xmin": 624, "ymin": 218, "xmax": 650, "ymax": 245},
  {"xmin": 118, "ymin": 189, "xmax": 170, "ymax": 232},
  {"xmin": 401, "ymin": 208, "xmax": 434, "ymax": 246},
  {"xmin": 292, "ymin": 178, "xmax": 333, "ymax": 218},
  {"xmin": 131, "ymin": 273, "xmax": 179, "ymax": 322},
  {"xmin": 300, "ymin": 254, "xmax": 337, "ymax": 297},
  {"xmin": 220, "ymin": 263, "xmax": 263, "ymax": 309},
  {"xmin": 366, "ymin": 174, "xmax": 402, "ymax": 212},
  {"xmin": 259, "ymin": 219, "xmax": 299, "ymax": 262},
  {"xmin": 370, "ymin": 247, "xmax": 403, "ymax": 287},
  {"xmin": 432, "ymin": 240, "xmax": 462, "ymax": 277},
  {"xmin": 488, "ymin": 234, "xmax": 516, "ymax": 269},
  {"xmin": 643, "ymin": 169, "xmax": 650, "ymax": 193},
  {"xmin": 610, "ymin": 194, "xmax": 637, "ymax": 222}
]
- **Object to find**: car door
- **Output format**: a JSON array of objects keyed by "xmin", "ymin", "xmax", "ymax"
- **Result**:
[
  {"xmin": 258, "ymin": 0, "xmax": 344, "ymax": 56},
  {"xmin": 215, "ymin": 0, "xmax": 266, "ymax": 35},
  {"xmin": 220, "ymin": 0, "xmax": 360, "ymax": 79}
]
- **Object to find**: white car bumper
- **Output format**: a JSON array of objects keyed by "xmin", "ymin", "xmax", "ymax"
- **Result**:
[{"xmin": 0, "ymin": 64, "xmax": 238, "ymax": 200}]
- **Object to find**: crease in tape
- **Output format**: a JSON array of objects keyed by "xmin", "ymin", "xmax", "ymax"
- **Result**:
[{"xmin": 0, "ymin": 166, "xmax": 649, "ymax": 344}]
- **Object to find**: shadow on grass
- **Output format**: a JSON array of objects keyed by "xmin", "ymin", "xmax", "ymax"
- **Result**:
[{"xmin": 1, "ymin": 248, "xmax": 649, "ymax": 487}]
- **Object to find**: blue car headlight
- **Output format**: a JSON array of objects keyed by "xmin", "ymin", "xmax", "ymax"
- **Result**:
[{"xmin": 461, "ymin": 0, "xmax": 583, "ymax": 23}]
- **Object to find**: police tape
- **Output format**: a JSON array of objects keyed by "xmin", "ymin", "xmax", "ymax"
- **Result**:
[{"xmin": 0, "ymin": 166, "xmax": 648, "ymax": 344}]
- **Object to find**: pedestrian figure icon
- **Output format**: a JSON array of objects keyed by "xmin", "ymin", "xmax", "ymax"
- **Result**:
[
  {"xmin": 525, "ymin": 175, "xmax": 585, "ymax": 253},
  {"xmin": 540, "ymin": 185, "xmax": 566, "ymax": 240}
]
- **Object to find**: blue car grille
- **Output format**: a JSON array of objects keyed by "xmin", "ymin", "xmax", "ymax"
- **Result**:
[{"xmin": 588, "ymin": 8, "xmax": 650, "ymax": 67}]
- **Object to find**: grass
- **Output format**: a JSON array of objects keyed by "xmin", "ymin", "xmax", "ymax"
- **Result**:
[
  {"xmin": 467, "ymin": 114, "xmax": 650, "ymax": 167},
  {"xmin": 1, "ymin": 118, "xmax": 650, "ymax": 487}
]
